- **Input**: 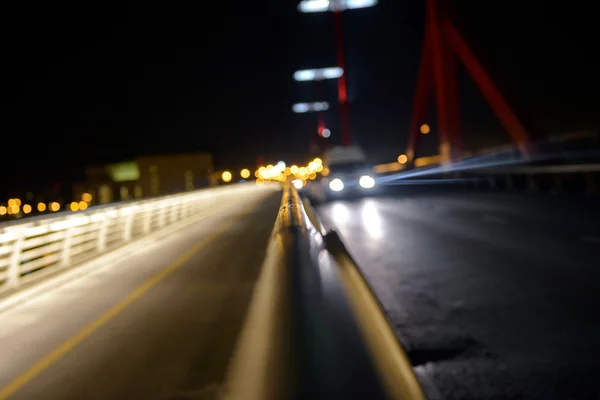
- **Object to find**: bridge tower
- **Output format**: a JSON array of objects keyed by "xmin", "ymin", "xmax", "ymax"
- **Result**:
[{"xmin": 407, "ymin": 0, "xmax": 533, "ymax": 166}]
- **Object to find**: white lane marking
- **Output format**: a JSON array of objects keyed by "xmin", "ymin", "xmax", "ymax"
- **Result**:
[
  {"xmin": 482, "ymin": 214, "xmax": 507, "ymax": 225},
  {"xmin": 581, "ymin": 236, "xmax": 600, "ymax": 244}
]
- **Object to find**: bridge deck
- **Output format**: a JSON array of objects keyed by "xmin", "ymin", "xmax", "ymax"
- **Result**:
[
  {"xmin": 0, "ymin": 189, "xmax": 281, "ymax": 400},
  {"xmin": 317, "ymin": 190, "xmax": 600, "ymax": 399}
]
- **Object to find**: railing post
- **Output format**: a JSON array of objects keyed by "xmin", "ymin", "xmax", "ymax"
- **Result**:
[
  {"xmin": 158, "ymin": 202, "xmax": 167, "ymax": 228},
  {"xmin": 7, "ymin": 232, "xmax": 25, "ymax": 288},
  {"xmin": 97, "ymin": 216, "xmax": 109, "ymax": 252},
  {"xmin": 170, "ymin": 200, "xmax": 179, "ymax": 223},
  {"xmin": 180, "ymin": 199, "xmax": 186, "ymax": 220},
  {"xmin": 505, "ymin": 175, "xmax": 514, "ymax": 191},
  {"xmin": 61, "ymin": 224, "xmax": 75, "ymax": 267},
  {"xmin": 527, "ymin": 174, "xmax": 537, "ymax": 193},
  {"xmin": 182, "ymin": 199, "xmax": 190, "ymax": 219},
  {"xmin": 197, "ymin": 196, "xmax": 207, "ymax": 216},
  {"xmin": 143, "ymin": 205, "xmax": 152, "ymax": 234},
  {"xmin": 198, "ymin": 197, "xmax": 207, "ymax": 216},
  {"xmin": 122, "ymin": 210, "xmax": 134, "ymax": 242},
  {"xmin": 553, "ymin": 174, "xmax": 563, "ymax": 194},
  {"xmin": 585, "ymin": 173, "xmax": 597, "ymax": 195}
]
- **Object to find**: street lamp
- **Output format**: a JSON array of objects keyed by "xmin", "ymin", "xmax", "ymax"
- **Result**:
[
  {"xmin": 293, "ymin": 69, "xmax": 340, "ymax": 144},
  {"xmin": 221, "ymin": 171, "xmax": 232, "ymax": 183},
  {"xmin": 298, "ymin": 0, "xmax": 378, "ymax": 12},
  {"xmin": 293, "ymin": 67, "xmax": 343, "ymax": 81},
  {"xmin": 296, "ymin": 0, "xmax": 378, "ymax": 148},
  {"xmin": 292, "ymin": 102, "xmax": 330, "ymax": 113}
]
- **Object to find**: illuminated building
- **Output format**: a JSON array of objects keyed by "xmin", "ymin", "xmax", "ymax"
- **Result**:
[{"xmin": 73, "ymin": 152, "xmax": 214, "ymax": 204}]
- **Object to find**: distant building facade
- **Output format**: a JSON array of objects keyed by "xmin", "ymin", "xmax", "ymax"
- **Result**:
[
  {"xmin": 73, "ymin": 152, "xmax": 215, "ymax": 205},
  {"xmin": 136, "ymin": 153, "xmax": 214, "ymax": 197}
]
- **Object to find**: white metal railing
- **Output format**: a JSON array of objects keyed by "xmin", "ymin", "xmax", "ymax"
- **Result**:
[{"xmin": 0, "ymin": 183, "xmax": 272, "ymax": 293}]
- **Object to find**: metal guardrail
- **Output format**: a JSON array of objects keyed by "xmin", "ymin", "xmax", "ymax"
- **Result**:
[
  {"xmin": 459, "ymin": 163, "xmax": 600, "ymax": 194},
  {"xmin": 376, "ymin": 159, "xmax": 600, "ymax": 195},
  {"xmin": 224, "ymin": 184, "xmax": 425, "ymax": 400},
  {"xmin": 375, "ymin": 130, "xmax": 600, "ymax": 185},
  {"xmin": 0, "ymin": 183, "xmax": 269, "ymax": 294},
  {"xmin": 472, "ymin": 163, "xmax": 600, "ymax": 174}
]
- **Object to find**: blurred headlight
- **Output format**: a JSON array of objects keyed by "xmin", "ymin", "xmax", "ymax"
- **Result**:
[
  {"xmin": 329, "ymin": 178, "xmax": 344, "ymax": 192},
  {"xmin": 359, "ymin": 175, "xmax": 375, "ymax": 189}
]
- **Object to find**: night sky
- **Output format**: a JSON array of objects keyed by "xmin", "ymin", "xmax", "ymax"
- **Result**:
[{"xmin": 3, "ymin": 1, "xmax": 598, "ymax": 193}]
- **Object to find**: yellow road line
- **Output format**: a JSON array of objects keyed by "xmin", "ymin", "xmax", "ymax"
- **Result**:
[{"xmin": 0, "ymin": 210, "xmax": 247, "ymax": 400}]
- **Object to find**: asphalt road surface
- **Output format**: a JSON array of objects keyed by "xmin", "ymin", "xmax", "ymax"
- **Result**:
[
  {"xmin": 317, "ymin": 190, "xmax": 600, "ymax": 400},
  {"xmin": 0, "ymin": 186, "xmax": 281, "ymax": 400}
]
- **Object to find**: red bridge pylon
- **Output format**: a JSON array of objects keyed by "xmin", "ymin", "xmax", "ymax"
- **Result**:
[{"xmin": 407, "ymin": 0, "xmax": 533, "ymax": 166}]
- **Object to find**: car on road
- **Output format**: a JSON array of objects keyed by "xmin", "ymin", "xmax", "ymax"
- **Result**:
[{"xmin": 305, "ymin": 145, "xmax": 378, "ymax": 202}]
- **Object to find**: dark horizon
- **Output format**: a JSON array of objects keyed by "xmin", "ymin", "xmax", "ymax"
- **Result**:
[{"xmin": 3, "ymin": 1, "xmax": 598, "ymax": 194}]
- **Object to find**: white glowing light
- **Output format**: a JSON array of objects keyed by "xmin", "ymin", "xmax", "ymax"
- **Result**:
[
  {"xmin": 329, "ymin": 178, "xmax": 344, "ymax": 192},
  {"xmin": 313, "ymin": 102, "xmax": 329, "ymax": 111},
  {"xmin": 292, "ymin": 103, "xmax": 309, "ymax": 113},
  {"xmin": 347, "ymin": 0, "xmax": 378, "ymax": 9},
  {"xmin": 297, "ymin": 0, "xmax": 377, "ymax": 13},
  {"xmin": 359, "ymin": 175, "xmax": 375, "ymax": 189},
  {"xmin": 292, "ymin": 102, "xmax": 330, "ymax": 113},
  {"xmin": 294, "ymin": 70, "xmax": 315, "ymax": 81},
  {"xmin": 298, "ymin": 0, "xmax": 330, "ymax": 12},
  {"xmin": 322, "ymin": 67, "xmax": 343, "ymax": 79},
  {"xmin": 293, "ymin": 67, "xmax": 343, "ymax": 81},
  {"xmin": 331, "ymin": 202, "xmax": 350, "ymax": 223},
  {"xmin": 361, "ymin": 200, "xmax": 383, "ymax": 239}
]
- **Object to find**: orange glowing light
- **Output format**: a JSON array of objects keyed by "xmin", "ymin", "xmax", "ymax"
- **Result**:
[{"xmin": 221, "ymin": 171, "xmax": 232, "ymax": 183}]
